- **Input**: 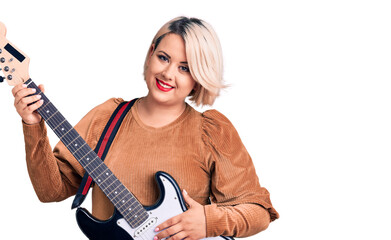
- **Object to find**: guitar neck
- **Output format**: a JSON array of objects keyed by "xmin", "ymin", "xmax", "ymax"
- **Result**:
[{"xmin": 25, "ymin": 79, "xmax": 148, "ymax": 228}]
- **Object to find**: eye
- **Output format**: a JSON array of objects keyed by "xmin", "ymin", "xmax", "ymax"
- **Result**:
[
  {"xmin": 158, "ymin": 54, "xmax": 168, "ymax": 62},
  {"xmin": 179, "ymin": 66, "xmax": 190, "ymax": 72}
]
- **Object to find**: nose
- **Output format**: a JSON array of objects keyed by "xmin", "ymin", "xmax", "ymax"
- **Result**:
[{"xmin": 162, "ymin": 63, "xmax": 176, "ymax": 81}]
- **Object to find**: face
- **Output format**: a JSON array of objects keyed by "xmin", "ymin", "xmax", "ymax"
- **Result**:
[{"xmin": 144, "ymin": 33, "xmax": 196, "ymax": 107}]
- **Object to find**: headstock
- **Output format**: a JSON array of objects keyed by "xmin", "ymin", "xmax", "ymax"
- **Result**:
[{"xmin": 0, "ymin": 21, "xmax": 31, "ymax": 86}]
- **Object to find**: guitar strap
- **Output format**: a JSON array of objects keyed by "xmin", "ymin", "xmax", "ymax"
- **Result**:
[{"xmin": 71, "ymin": 98, "xmax": 137, "ymax": 209}]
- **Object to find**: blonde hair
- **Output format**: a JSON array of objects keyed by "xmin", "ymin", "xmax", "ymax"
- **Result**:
[{"xmin": 144, "ymin": 17, "xmax": 225, "ymax": 106}]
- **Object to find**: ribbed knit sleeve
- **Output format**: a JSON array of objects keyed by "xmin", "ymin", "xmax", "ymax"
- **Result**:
[
  {"xmin": 201, "ymin": 110, "xmax": 279, "ymax": 237},
  {"xmin": 22, "ymin": 98, "xmax": 123, "ymax": 202}
]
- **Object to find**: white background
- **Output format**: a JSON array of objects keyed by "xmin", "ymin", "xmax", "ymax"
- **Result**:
[{"xmin": 1, "ymin": 0, "xmax": 390, "ymax": 239}]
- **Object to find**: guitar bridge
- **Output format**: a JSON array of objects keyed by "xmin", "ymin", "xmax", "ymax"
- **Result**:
[{"xmin": 134, "ymin": 217, "xmax": 157, "ymax": 238}]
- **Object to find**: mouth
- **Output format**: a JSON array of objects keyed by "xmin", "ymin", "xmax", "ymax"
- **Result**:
[{"xmin": 156, "ymin": 78, "xmax": 174, "ymax": 92}]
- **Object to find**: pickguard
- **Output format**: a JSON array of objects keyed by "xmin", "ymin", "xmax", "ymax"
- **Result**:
[{"xmin": 117, "ymin": 173, "xmax": 186, "ymax": 239}]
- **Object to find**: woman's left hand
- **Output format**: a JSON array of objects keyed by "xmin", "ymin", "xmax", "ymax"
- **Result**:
[{"xmin": 154, "ymin": 189, "xmax": 206, "ymax": 240}]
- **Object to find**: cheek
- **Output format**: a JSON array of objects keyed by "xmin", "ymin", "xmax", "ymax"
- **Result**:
[
  {"xmin": 184, "ymin": 78, "xmax": 196, "ymax": 92},
  {"xmin": 148, "ymin": 57, "xmax": 164, "ymax": 73},
  {"xmin": 146, "ymin": 58, "xmax": 160, "ymax": 77}
]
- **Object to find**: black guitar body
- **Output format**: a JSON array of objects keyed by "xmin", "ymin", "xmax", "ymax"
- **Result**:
[
  {"xmin": 77, "ymin": 208, "xmax": 130, "ymax": 240},
  {"xmin": 76, "ymin": 171, "xmax": 233, "ymax": 240}
]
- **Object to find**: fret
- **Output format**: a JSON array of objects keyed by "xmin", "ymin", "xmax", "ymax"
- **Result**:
[
  {"xmin": 53, "ymin": 119, "xmax": 66, "ymax": 131},
  {"xmin": 120, "ymin": 201, "xmax": 137, "ymax": 214},
  {"xmin": 65, "ymin": 136, "xmax": 86, "ymax": 154},
  {"xmin": 52, "ymin": 120, "xmax": 73, "ymax": 139},
  {"xmin": 94, "ymin": 170, "xmax": 113, "ymax": 185},
  {"xmin": 59, "ymin": 127, "xmax": 74, "ymax": 140},
  {"xmin": 45, "ymin": 110, "xmax": 59, "ymax": 121},
  {"xmin": 78, "ymin": 149, "xmax": 94, "ymax": 163},
  {"xmin": 101, "ymin": 177, "xmax": 120, "ymax": 192},
  {"xmin": 65, "ymin": 134, "xmax": 81, "ymax": 148},
  {"xmin": 107, "ymin": 185, "xmax": 127, "ymax": 201},
  {"xmin": 73, "ymin": 142, "xmax": 87, "ymax": 154},
  {"xmin": 24, "ymin": 79, "xmax": 149, "ymax": 229},
  {"xmin": 88, "ymin": 162, "xmax": 105, "ymax": 177},
  {"xmin": 122, "ymin": 201, "xmax": 143, "ymax": 217},
  {"xmin": 82, "ymin": 156, "xmax": 99, "ymax": 170},
  {"xmin": 119, "ymin": 200, "xmax": 143, "ymax": 217}
]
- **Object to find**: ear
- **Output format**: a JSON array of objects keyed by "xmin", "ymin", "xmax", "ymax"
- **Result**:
[
  {"xmin": 146, "ymin": 44, "xmax": 155, "ymax": 67},
  {"xmin": 148, "ymin": 44, "xmax": 155, "ymax": 58}
]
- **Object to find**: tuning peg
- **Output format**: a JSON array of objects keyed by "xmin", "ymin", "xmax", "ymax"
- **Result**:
[{"xmin": 0, "ymin": 76, "xmax": 4, "ymax": 83}]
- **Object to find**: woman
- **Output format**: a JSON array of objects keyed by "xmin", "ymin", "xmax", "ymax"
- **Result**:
[{"xmin": 12, "ymin": 17, "xmax": 278, "ymax": 239}]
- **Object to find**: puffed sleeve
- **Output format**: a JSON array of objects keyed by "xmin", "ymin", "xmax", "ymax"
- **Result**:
[
  {"xmin": 22, "ymin": 98, "xmax": 123, "ymax": 202},
  {"xmin": 201, "ymin": 110, "xmax": 279, "ymax": 237}
]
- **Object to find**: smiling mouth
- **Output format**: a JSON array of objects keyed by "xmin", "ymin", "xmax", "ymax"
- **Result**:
[{"xmin": 156, "ymin": 79, "xmax": 174, "ymax": 92}]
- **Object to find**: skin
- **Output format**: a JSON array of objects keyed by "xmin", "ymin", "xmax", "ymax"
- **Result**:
[
  {"xmin": 12, "ymin": 83, "xmax": 45, "ymax": 124},
  {"xmin": 154, "ymin": 189, "xmax": 207, "ymax": 240},
  {"xmin": 140, "ymin": 33, "xmax": 206, "ymax": 239},
  {"xmin": 12, "ymin": 33, "xmax": 207, "ymax": 239},
  {"xmin": 138, "ymin": 33, "xmax": 197, "ymax": 128}
]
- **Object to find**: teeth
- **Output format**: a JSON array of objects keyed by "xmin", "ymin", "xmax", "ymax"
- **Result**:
[{"xmin": 158, "ymin": 80, "xmax": 173, "ymax": 89}]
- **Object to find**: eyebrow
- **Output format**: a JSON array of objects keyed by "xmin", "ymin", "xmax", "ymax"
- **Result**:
[{"xmin": 158, "ymin": 51, "xmax": 188, "ymax": 64}]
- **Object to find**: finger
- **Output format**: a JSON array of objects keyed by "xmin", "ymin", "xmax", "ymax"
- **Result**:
[
  {"xmin": 38, "ymin": 84, "xmax": 45, "ymax": 93},
  {"xmin": 14, "ymin": 87, "xmax": 37, "ymax": 105},
  {"xmin": 166, "ymin": 231, "xmax": 188, "ymax": 240},
  {"xmin": 155, "ymin": 224, "xmax": 183, "ymax": 240},
  {"xmin": 155, "ymin": 215, "xmax": 182, "ymax": 235},
  {"xmin": 12, "ymin": 83, "xmax": 27, "ymax": 97},
  {"xmin": 24, "ymin": 99, "xmax": 44, "ymax": 114},
  {"xmin": 182, "ymin": 189, "xmax": 197, "ymax": 208},
  {"xmin": 17, "ymin": 94, "xmax": 42, "ymax": 110}
]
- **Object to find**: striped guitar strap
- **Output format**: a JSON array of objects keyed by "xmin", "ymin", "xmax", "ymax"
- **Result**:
[{"xmin": 71, "ymin": 98, "xmax": 137, "ymax": 209}]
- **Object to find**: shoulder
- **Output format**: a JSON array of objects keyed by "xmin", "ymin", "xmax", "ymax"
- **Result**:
[
  {"xmin": 89, "ymin": 97, "xmax": 125, "ymax": 116},
  {"xmin": 74, "ymin": 97, "xmax": 125, "ymax": 128},
  {"xmin": 80, "ymin": 97, "xmax": 127, "ymax": 123},
  {"xmin": 201, "ymin": 109, "xmax": 242, "ymax": 153},
  {"xmin": 74, "ymin": 98, "xmax": 126, "ymax": 145},
  {"xmin": 202, "ymin": 109, "xmax": 233, "ymax": 129}
]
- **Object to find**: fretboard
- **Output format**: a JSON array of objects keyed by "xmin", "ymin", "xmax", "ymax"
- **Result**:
[{"xmin": 25, "ymin": 79, "xmax": 148, "ymax": 228}]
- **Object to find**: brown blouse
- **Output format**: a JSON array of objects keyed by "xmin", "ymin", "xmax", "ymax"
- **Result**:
[{"xmin": 22, "ymin": 98, "xmax": 279, "ymax": 237}]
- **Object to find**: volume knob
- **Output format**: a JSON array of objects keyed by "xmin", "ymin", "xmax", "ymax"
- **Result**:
[{"xmin": 0, "ymin": 76, "xmax": 4, "ymax": 83}]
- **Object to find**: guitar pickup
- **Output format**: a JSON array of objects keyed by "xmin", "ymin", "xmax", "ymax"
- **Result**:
[{"xmin": 134, "ymin": 217, "xmax": 157, "ymax": 238}]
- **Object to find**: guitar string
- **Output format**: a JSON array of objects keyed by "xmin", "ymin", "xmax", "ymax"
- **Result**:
[
  {"xmin": 40, "ymin": 105, "xmax": 149, "ymax": 227},
  {"xmin": 29, "ymin": 76, "xmax": 227, "ymax": 237},
  {"xmin": 26, "ymin": 80, "xmax": 149, "ymax": 228}
]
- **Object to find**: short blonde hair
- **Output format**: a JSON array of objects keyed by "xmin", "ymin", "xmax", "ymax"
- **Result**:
[{"xmin": 144, "ymin": 17, "xmax": 225, "ymax": 106}]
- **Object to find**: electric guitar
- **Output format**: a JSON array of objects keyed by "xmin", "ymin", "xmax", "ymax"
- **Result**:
[{"xmin": 0, "ymin": 22, "xmax": 234, "ymax": 240}]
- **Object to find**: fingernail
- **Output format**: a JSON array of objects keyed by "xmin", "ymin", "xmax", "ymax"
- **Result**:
[
  {"xmin": 22, "ymin": 84, "xmax": 27, "ymax": 88},
  {"xmin": 183, "ymin": 189, "xmax": 188, "ymax": 195},
  {"xmin": 37, "ymin": 95, "xmax": 42, "ymax": 99},
  {"xmin": 154, "ymin": 227, "xmax": 159, "ymax": 232},
  {"xmin": 154, "ymin": 236, "xmax": 158, "ymax": 240},
  {"xmin": 31, "ymin": 88, "xmax": 36, "ymax": 92},
  {"xmin": 40, "ymin": 100, "xmax": 44, "ymax": 104}
]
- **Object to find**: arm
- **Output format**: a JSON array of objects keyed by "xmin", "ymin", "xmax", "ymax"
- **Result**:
[
  {"xmin": 202, "ymin": 109, "xmax": 279, "ymax": 237},
  {"xmin": 23, "ymin": 119, "xmax": 82, "ymax": 202},
  {"xmin": 13, "ymin": 83, "xmax": 122, "ymax": 202},
  {"xmin": 13, "ymin": 83, "xmax": 75, "ymax": 202},
  {"xmin": 154, "ymin": 109, "xmax": 278, "ymax": 239}
]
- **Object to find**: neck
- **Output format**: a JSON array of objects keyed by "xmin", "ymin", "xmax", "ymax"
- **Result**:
[{"xmin": 137, "ymin": 95, "xmax": 187, "ymax": 128}]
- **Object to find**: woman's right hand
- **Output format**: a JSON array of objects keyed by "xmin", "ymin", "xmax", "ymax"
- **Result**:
[{"xmin": 12, "ymin": 83, "xmax": 45, "ymax": 125}]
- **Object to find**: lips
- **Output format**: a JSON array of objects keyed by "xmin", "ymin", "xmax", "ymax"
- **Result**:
[{"xmin": 156, "ymin": 79, "xmax": 174, "ymax": 92}]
